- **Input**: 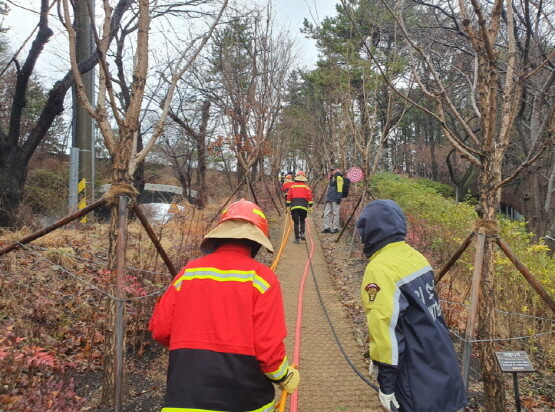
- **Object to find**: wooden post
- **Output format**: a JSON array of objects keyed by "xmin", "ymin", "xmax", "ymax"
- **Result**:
[
  {"xmin": 131, "ymin": 202, "xmax": 178, "ymax": 277},
  {"xmin": 248, "ymin": 177, "xmax": 260, "ymax": 207},
  {"xmin": 317, "ymin": 180, "xmax": 329, "ymax": 208},
  {"xmin": 335, "ymin": 194, "xmax": 364, "ymax": 243},
  {"xmin": 261, "ymin": 177, "xmax": 281, "ymax": 216},
  {"xmin": 0, "ymin": 198, "xmax": 107, "ymax": 257},
  {"xmin": 496, "ymin": 237, "xmax": 555, "ymax": 314},
  {"xmin": 114, "ymin": 195, "xmax": 129, "ymax": 412},
  {"xmin": 348, "ymin": 225, "xmax": 358, "ymax": 259},
  {"xmin": 461, "ymin": 229, "xmax": 486, "ymax": 390},
  {"xmin": 435, "ymin": 231, "xmax": 475, "ymax": 283},
  {"xmin": 208, "ymin": 177, "xmax": 246, "ymax": 226}
]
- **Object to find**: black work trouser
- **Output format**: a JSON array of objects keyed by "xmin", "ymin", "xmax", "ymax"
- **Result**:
[{"xmin": 291, "ymin": 209, "xmax": 307, "ymax": 239}]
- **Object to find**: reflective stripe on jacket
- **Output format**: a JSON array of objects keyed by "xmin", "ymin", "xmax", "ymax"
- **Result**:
[
  {"xmin": 286, "ymin": 182, "xmax": 313, "ymax": 211},
  {"xmin": 325, "ymin": 172, "xmax": 343, "ymax": 202},
  {"xmin": 281, "ymin": 181, "xmax": 294, "ymax": 194},
  {"xmin": 149, "ymin": 242, "xmax": 289, "ymax": 411}
]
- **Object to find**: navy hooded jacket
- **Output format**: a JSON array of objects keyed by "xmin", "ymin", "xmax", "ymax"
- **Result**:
[{"xmin": 356, "ymin": 199, "xmax": 467, "ymax": 412}]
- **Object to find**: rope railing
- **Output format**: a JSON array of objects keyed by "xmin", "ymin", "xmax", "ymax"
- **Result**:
[{"xmin": 11, "ymin": 241, "xmax": 168, "ymax": 302}]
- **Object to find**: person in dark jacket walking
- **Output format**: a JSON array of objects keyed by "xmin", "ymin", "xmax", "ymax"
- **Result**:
[
  {"xmin": 286, "ymin": 171, "xmax": 313, "ymax": 243},
  {"xmin": 356, "ymin": 199, "xmax": 466, "ymax": 412},
  {"xmin": 322, "ymin": 167, "xmax": 343, "ymax": 234},
  {"xmin": 149, "ymin": 199, "xmax": 300, "ymax": 412}
]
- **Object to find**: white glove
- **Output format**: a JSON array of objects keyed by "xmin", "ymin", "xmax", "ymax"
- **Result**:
[
  {"xmin": 368, "ymin": 359, "xmax": 378, "ymax": 379},
  {"xmin": 378, "ymin": 390, "xmax": 399, "ymax": 411}
]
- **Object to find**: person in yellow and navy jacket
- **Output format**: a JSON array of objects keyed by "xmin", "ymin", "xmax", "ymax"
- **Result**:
[
  {"xmin": 286, "ymin": 171, "xmax": 313, "ymax": 244},
  {"xmin": 322, "ymin": 167, "xmax": 343, "ymax": 234},
  {"xmin": 149, "ymin": 199, "xmax": 300, "ymax": 412},
  {"xmin": 356, "ymin": 199, "xmax": 466, "ymax": 412}
]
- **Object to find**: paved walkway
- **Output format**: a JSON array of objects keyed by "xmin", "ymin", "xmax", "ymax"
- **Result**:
[{"xmin": 274, "ymin": 216, "xmax": 381, "ymax": 412}]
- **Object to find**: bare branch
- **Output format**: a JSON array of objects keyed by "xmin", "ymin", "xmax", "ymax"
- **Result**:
[{"xmin": 131, "ymin": 0, "xmax": 229, "ymax": 171}]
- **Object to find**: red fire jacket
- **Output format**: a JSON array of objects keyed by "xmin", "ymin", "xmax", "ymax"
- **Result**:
[
  {"xmin": 286, "ymin": 182, "xmax": 313, "ymax": 211},
  {"xmin": 281, "ymin": 181, "xmax": 294, "ymax": 195},
  {"xmin": 149, "ymin": 242, "xmax": 289, "ymax": 412}
]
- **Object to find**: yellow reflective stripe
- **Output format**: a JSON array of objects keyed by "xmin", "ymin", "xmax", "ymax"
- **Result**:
[
  {"xmin": 173, "ymin": 267, "xmax": 270, "ymax": 294},
  {"xmin": 336, "ymin": 175, "xmax": 344, "ymax": 193},
  {"xmin": 161, "ymin": 399, "xmax": 275, "ymax": 412},
  {"xmin": 252, "ymin": 208, "xmax": 266, "ymax": 220},
  {"xmin": 264, "ymin": 356, "xmax": 289, "ymax": 381}
]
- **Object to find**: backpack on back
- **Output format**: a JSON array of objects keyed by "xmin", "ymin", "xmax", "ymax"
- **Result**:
[{"xmin": 341, "ymin": 177, "xmax": 351, "ymax": 198}]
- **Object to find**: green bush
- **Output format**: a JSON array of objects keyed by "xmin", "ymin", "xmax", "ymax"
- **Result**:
[
  {"xmin": 369, "ymin": 172, "xmax": 555, "ymax": 320},
  {"xmin": 414, "ymin": 177, "xmax": 455, "ymax": 198}
]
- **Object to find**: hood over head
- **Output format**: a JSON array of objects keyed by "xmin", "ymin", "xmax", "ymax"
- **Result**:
[{"xmin": 356, "ymin": 199, "xmax": 407, "ymax": 258}]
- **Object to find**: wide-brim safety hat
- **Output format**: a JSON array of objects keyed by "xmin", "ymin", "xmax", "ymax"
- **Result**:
[
  {"xmin": 200, "ymin": 199, "xmax": 274, "ymax": 254},
  {"xmin": 294, "ymin": 175, "xmax": 307, "ymax": 182},
  {"xmin": 200, "ymin": 219, "xmax": 274, "ymax": 254}
]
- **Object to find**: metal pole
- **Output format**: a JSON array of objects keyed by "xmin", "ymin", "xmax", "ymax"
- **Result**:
[
  {"xmin": 461, "ymin": 230, "xmax": 486, "ymax": 390},
  {"xmin": 114, "ymin": 196, "xmax": 129, "ymax": 412},
  {"xmin": 73, "ymin": 0, "xmax": 95, "ymax": 208},
  {"xmin": 69, "ymin": 147, "xmax": 79, "ymax": 211},
  {"xmin": 513, "ymin": 373, "xmax": 521, "ymax": 412}
]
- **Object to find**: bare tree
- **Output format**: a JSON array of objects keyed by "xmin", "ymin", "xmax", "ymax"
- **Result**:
[
  {"xmin": 62, "ymin": 0, "xmax": 227, "ymax": 404},
  {"xmin": 0, "ymin": 0, "xmax": 136, "ymax": 228},
  {"xmin": 166, "ymin": 98, "xmax": 212, "ymax": 207},
  {"xmin": 206, "ymin": 6, "xmax": 295, "ymax": 186},
  {"xmin": 340, "ymin": 0, "xmax": 555, "ymax": 409}
]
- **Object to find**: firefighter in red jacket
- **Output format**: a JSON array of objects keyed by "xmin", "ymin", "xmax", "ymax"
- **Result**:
[
  {"xmin": 286, "ymin": 171, "xmax": 313, "ymax": 244},
  {"xmin": 149, "ymin": 199, "xmax": 300, "ymax": 412},
  {"xmin": 281, "ymin": 174, "xmax": 294, "ymax": 199}
]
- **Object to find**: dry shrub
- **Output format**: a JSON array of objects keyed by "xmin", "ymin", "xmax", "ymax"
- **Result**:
[{"xmin": 44, "ymin": 247, "xmax": 76, "ymax": 268}]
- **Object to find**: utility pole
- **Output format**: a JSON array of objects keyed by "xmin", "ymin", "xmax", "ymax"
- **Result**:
[{"xmin": 70, "ymin": 0, "xmax": 95, "ymax": 221}]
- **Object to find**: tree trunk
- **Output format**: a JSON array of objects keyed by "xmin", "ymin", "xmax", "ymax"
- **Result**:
[
  {"xmin": 0, "ymin": 150, "xmax": 28, "ymax": 228},
  {"xmin": 100, "ymin": 147, "xmax": 133, "ymax": 405},
  {"xmin": 475, "ymin": 158, "xmax": 507, "ymax": 411},
  {"xmin": 196, "ymin": 139, "xmax": 207, "ymax": 207}
]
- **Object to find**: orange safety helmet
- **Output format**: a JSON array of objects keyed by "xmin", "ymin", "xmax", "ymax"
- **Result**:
[
  {"xmin": 296, "ymin": 171, "xmax": 306, "ymax": 177},
  {"xmin": 219, "ymin": 199, "xmax": 269, "ymax": 237}
]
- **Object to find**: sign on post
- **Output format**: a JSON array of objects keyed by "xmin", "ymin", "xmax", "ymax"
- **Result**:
[
  {"xmin": 495, "ymin": 351, "xmax": 535, "ymax": 373},
  {"xmin": 495, "ymin": 351, "xmax": 535, "ymax": 412},
  {"xmin": 346, "ymin": 166, "xmax": 364, "ymax": 183}
]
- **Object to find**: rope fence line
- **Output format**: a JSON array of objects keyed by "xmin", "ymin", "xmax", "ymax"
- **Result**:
[
  {"xmin": 441, "ymin": 299, "xmax": 555, "ymax": 323},
  {"xmin": 440, "ymin": 300, "xmax": 555, "ymax": 342},
  {"xmin": 15, "ymin": 242, "xmax": 170, "ymax": 277},
  {"xmin": 8, "ymin": 241, "xmax": 167, "ymax": 302}
]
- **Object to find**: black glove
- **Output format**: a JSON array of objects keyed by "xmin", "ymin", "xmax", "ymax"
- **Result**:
[{"xmin": 336, "ymin": 198, "xmax": 341, "ymax": 205}]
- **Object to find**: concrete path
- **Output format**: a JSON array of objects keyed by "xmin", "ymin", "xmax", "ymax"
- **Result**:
[{"xmin": 274, "ymin": 216, "xmax": 381, "ymax": 411}]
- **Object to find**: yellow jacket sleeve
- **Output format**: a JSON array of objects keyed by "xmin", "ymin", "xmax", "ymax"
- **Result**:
[{"xmin": 361, "ymin": 267, "xmax": 400, "ymax": 365}]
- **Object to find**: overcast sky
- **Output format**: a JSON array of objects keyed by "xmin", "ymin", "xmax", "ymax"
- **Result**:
[{"xmin": 4, "ymin": 0, "xmax": 339, "ymax": 84}]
